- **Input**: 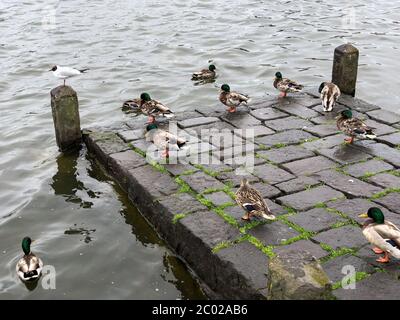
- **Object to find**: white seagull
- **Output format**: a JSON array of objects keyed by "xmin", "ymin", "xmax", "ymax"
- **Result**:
[{"xmin": 49, "ymin": 65, "xmax": 89, "ymax": 86}]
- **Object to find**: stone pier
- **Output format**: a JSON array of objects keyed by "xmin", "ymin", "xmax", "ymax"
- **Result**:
[{"xmin": 83, "ymin": 91, "xmax": 400, "ymax": 299}]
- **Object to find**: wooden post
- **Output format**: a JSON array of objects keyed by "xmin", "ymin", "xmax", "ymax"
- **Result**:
[
  {"xmin": 332, "ymin": 43, "xmax": 359, "ymax": 97},
  {"xmin": 50, "ymin": 85, "xmax": 82, "ymax": 152}
]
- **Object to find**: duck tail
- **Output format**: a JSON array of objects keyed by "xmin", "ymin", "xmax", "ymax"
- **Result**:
[
  {"xmin": 163, "ymin": 110, "xmax": 175, "ymax": 118},
  {"xmin": 79, "ymin": 68, "xmax": 89, "ymax": 73}
]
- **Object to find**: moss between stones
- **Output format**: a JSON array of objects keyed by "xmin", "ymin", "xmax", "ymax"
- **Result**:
[
  {"xmin": 331, "ymin": 271, "xmax": 371, "ymax": 290},
  {"xmin": 211, "ymin": 241, "xmax": 234, "ymax": 253},
  {"xmin": 370, "ymin": 187, "xmax": 400, "ymax": 199},
  {"xmin": 213, "ymin": 207, "xmax": 239, "ymax": 227},
  {"xmin": 314, "ymin": 202, "xmax": 328, "ymax": 208},
  {"xmin": 172, "ymin": 213, "xmax": 187, "ymax": 224},
  {"xmin": 128, "ymin": 143, "xmax": 146, "ymax": 157},
  {"xmin": 318, "ymin": 243, "xmax": 357, "ymax": 263},
  {"xmin": 241, "ymin": 234, "xmax": 276, "ymax": 258}
]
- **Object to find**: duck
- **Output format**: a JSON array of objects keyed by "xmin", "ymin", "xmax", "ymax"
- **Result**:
[
  {"xmin": 358, "ymin": 207, "xmax": 400, "ymax": 263},
  {"xmin": 139, "ymin": 93, "xmax": 174, "ymax": 123},
  {"xmin": 219, "ymin": 84, "xmax": 249, "ymax": 113},
  {"xmin": 319, "ymin": 82, "xmax": 341, "ymax": 112},
  {"xmin": 235, "ymin": 179, "xmax": 276, "ymax": 221},
  {"xmin": 121, "ymin": 98, "xmax": 142, "ymax": 113},
  {"xmin": 145, "ymin": 123, "xmax": 186, "ymax": 158},
  {"xmin": 273, "ymin": 72, "xmax": 304, "ymax": 97},
  {"xmin": 16, "ymin": 237, "xmax": 43, "ymax": 282},
  {"xmin": 336, "ymin": 109, "xmax": 376, "ymax": 144},
  {"xmin": 191, "ymin": 64, "xmax": 216, "ymax": 81}
]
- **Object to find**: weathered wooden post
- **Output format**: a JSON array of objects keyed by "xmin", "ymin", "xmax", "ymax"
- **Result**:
[
  {"xmin": 332, "ymin": 43, "xmax": 359, "ymax": 96},
  {"xmin": 50, "ymin": 85, "xmax": 82, "ymax": 152}
]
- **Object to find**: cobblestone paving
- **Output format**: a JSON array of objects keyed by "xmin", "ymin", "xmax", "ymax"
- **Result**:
[{"xmin": 84, "ymin": 93, "xmax": 400, "ymax": 299}]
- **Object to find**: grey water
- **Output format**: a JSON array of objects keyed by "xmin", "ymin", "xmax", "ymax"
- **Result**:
[{"xmin": 1, "ymin": 0, "xmax": 399, "ymax": 299}]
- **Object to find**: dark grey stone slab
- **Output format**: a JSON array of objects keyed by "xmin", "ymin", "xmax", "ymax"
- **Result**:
[
  {"xmin": 234, "ymin": 126, "xmax": 275, "ymax": 139},
  {"xmin": 368, "ymin": 173, "xmax": 400, "ymax": 189},
  {"xmin": 274, "ymin": 240, "xmax": 328, "ymax": 260},
  {"xmin": 173, "ymin": 111, "xmax": 203, "ymax": 122},
  {"xmin": 257, "ymin": 145, "xmax": 315, "ymax": 164},
  {"xmin": 127, "ymin": 165, "xmax": 180, "ymax": 199},
  {"xmin": 256, "ymin": 130, "xmax": 316, "ymax": 148},
  {"xmin": 163, "ymin": 163, "xmax": 199, "ymax": 176},
  {"xmin": 326, "ymin": 198, "xmax": 399, "ymax": 225},
  {"xmin": 248, "ymin": 97, "xmax": 277, "ymax": 110},
  {"xmin": 304, "ymin": 124, "xmax": 341, "ymax": 138},
  {"xmin": 130, "ymin": 139, "xmax": 153, "ymax": 153},
  {"xmin": 277, "ymin": 186, "xmax": 344, "ymax": 211},
  {"xmin": 367, "ymin": 109, "xmax": 400, "ymax": 125},
  {"xmin": 282, "ymin": 156, "xmax": 336, "ymax": 176},
  {"xmin": 204, "ymin": 131, "xmax": 244, "ymax": 150},
  {"xmin": 317, "ymin": 144, "xmax": 372, "ymax": 165},
  {"xmin": 363, "ymin": 119, "xmax": 397, "ymax": 136},
  {"xmin": 312, "ymin": 169, "xmax": 383, "ymax": 198},
  {"xmin": 222, "ymin": 113, "xmax": 261, "ymax": 129},
  {"xmin": 250, "ymin": 108, "xmax": 289, "ymax": 121},
  {"xmin": 252, "ymin": 163, "xmax": 295, "ymax": 185},
  {"xmin": 178, "ymin": 116, "xmax": 219, "ymax": 128},
  {"xmin": 108, "ymin": 150, "xmax": 148, "ymax": 188},
  {"xmin": 159, "ymin": 193, "xmax": 209, "ymax": 215},
  {"xmin": 217, "ymin": 171, "xmax": 259, "ymax": 187},
  {"xmin": 216, "ymin": 242, "xmax": 269, "ymax": 294},
  {"xmin": 204, "ymin": 191, "xmax": 235, "ymax": 207},
  {"xmin": 275, "ymin": 176, "xmax": 320, "ymax": 194},
  {"xmin": 376, "ymin": 132, "xmax": 400, "ymax": 147},
  {"xmin": 287, "ymin": 208, "xmax": 346, "ymax": 233},
  {"xmin": 334, "ymin": 272, "xmax": 400, "ymax": 300},
  {"xmin": 352, "ymin": 142, "xmax": 400, "ymax": 167},
  {"xmin": 185, "ymin": 121, "xmax": 236, "ymax": 136},
  {"xmin": 265, "ymin": 199, "xmax": 289, "ymax": 216},
  {"xmin": 249, "ymin": 221, "xmax": 299, "ymax": 246},
  {"xmin": 248, "ymin": 182, "xmax": 282, "ymax": 199},
  {"xmin": 84, "ymin": 131, "xmax": 131, "ymax": 165},
  {"xmin": 118, "ymin": 129, "xmax": 144, "ymax": 142},
  {"xmin": 289, "ymin": 95, "xmax": 321, "ymax": 108},
  {"xmin": 322, "ymin": 254, "xmax": 375, "ymax": 283},
  {"xmin": 345, "ymin": 159, "xmax": 393, "ymax": 178},
  {"xmin": 372, "ymin": 193, "xmax": 400, "ymax": 214},
  {"xmin": 355, "ymin": 244, "xmax": 400, "ymax": 269},
  {"xmin": 337, "ymin": 95, "xmax": 381, "ymax": 113},
  {"xmin": 312, "ymin": 226, "xmax": 368, "ymax": 250},
  {"xmin": 264, "ymin": 116, "xmax": 314, "ymax": 132},
  {"xmin": 274, "ymin": 103, "xmax": 320, "ymax": 119},
  {"xmin": 179, "ymin": 210, "xmax": 241, "ymax": 249},
  {"xmin": 302, "ymin": 134, "xmax": 346, "ymax": 151},
  {"xmin": 180, "ymin": 171, "xmax": 226, "ymax": 194}
]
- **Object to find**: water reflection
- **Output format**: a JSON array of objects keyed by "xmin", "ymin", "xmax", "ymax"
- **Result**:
[{"xmin": 50, "ymin": 149, "xmax": 95, "ymax": 208}]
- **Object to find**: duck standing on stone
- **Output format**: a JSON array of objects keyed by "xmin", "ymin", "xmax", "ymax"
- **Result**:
[
  {"xmin": 219, "ymin": 84, "xmax": 249, "ymax": 113},
  {"xmin": 16, "ymin": 237, "xmax": 44, "ymax": 282},
  {"xmin": 138, "ymin": 93, "xmax": 174, "ymax": 124},
  {"xmin": 273, "ymin": 72, "xmax": 304, "ymax": 98},
  {"xmin": 336, "ymin": 109, "xmax": 376, "ymax": 144},
  {"xmin": 359, "ymin": 207, "xmax": 400, "ymax": 263},
  {"xmin": 235, "ymin": 179, "xmax": 276, "ymax": 221},
  {"xmin": 145, "ymin": 123, "xmax": 186, "ymax": 158},
  {"xmin": 319, "ymin": 82, "xmax": 341, "ymax": 112},
  {"xmin": 191, "ymin": 64, "xmax": 216, "ymax": 82}
]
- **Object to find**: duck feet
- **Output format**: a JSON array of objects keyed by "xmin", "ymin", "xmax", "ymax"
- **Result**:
[
  {"xmin": 279, "ymin": 91, "xmax": 287, "ymax": 98},
  {"xmin": 227, "ymin": 107, "xmax": 236, "ymax": 113},
  {"xmin": 376, "ymin": 252, "xmax": 390, "ymax": 263},
  {"xmin": 372, "ymin": 247, "xmax": 384, "ymax": 254},
  {"xmin": 161, "ymin": 150, "xmax": 169, "ymax": 158},
  {"xmin": 241, "ymin": 212, "xmax": 251, "ymax": 221},
  {"xmin": 344, "ymin": 137, "xmax": 354, "ymax": 144}
]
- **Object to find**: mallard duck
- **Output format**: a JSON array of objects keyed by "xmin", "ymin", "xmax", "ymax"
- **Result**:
[
  {"xmin": 139, "ymin": 93, "xmax": 174, "ymax": 123},
  {"xmin": 191, "ymin": 64, "xmax": 216, "ymax": 81},
  {"xmin": 273, "ymin": 72, "xmax": 304, "ymax": 97},
  {"xmin": 336, "ymin": 109, "xmax": 376, "ymax": 144},
  {"xmin": 145, "ymin": 123, "xmax": 186, "ymax": 157},
  {"xmin": 121, "ymin": 98, "xmax": 141, "ymax": 113},
  {"xmin": 319, "ymin": 82, "xmax": 341, "ymax": 112},
  {"xmin": 235, "ymin": 179, "xmax": 276, "ymax": 221},
  {"xmin": 16, "ymin": 237, "xmax": 43, "ymax": 282},
  {"xmin": 219, "ymin": 84, "xmax": 249, "ymax": 113},
  {"xmin": 358, "ymin": 208, "xmax": 400, "ymax": 263}
]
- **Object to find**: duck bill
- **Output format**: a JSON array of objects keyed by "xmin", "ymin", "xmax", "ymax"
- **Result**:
[{"xmin": 358, "ymin": 213, "xmax": 368, "ymax": 218}]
